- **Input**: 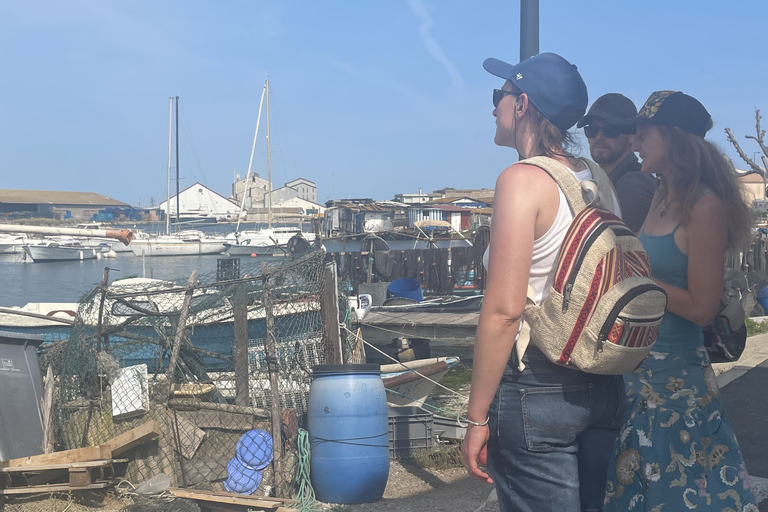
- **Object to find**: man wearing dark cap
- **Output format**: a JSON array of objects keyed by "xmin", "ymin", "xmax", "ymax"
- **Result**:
[{"xmin": 577, "ymin": 93, "xmax": 656, "ymax": 232}]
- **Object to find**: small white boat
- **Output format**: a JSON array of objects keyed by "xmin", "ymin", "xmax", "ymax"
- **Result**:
[
  {"xmin": 23, "ymin": 240, "xmax": 99, "ymax": 262},
  {"xmin": 380, "ymin": 356, "xmax": 460, "ymax": 407},
  {"xmin": 130, "ymin": 230, "xmax": 227, "ymax": 257},
  {"xmin": 0, "ymin": 234, "xmax": 29, "ymax": 254}
]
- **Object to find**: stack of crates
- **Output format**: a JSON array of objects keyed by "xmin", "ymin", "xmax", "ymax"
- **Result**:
[{"xmin": 387, "ymin": 406, "xmax": 434, "ymax": 458}]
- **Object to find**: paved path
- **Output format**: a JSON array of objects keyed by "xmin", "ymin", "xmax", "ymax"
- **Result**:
[{"xmin": 714, "ymin": 333, "xmax": 768, "ymax": 510}]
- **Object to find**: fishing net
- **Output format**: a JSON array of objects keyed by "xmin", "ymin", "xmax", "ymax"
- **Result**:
[{"xmin": 47, "ymin": 248, "xmax": 356, "ymax": 500}]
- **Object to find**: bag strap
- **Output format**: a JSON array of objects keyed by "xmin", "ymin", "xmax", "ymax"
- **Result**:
[{"xmin": 521, "ymin": 156, "xmax": 616, "ymax": 215}]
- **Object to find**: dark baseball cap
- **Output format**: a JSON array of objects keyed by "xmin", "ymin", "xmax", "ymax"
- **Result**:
[
  {"xmin": 618, "ymin": 91, "xmax": 712, "ymax": 137},
  {"xmin": 483, "ymin": 52, "xmax": 588, "ymax": 131},
  {"xmin": 577, "ymin": 93, "xmax": 637, "ymax": 128}
]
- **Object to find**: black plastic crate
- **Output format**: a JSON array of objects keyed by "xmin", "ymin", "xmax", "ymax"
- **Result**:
[{"xmin": 388, "ymin": 406, "xmax": 434, "ymax": 458}]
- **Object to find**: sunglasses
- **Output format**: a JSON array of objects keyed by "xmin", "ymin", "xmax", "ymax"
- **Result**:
[
  {"xmin": 493, "ymin": 89, "xmax": 518, "ymax": 108},
  {"xmin": 584, "ymin": 124, "xmax": 625, "ymax": 138}
]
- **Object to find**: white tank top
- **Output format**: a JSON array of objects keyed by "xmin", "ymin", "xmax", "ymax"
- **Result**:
[{"xmin": 483, "ymin": 165, "xmax": 620, "ymax": 303}]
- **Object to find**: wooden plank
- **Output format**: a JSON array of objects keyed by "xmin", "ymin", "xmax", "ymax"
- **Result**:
[
  {"xmin": 168, "ymin": 399, "xmax": 269, "ymax": 418},
  {"xmin": 176, "ymin": 409, "xmax": 260, "ymax": 431},
  {"xmin": 169, "ymin": 487, "xmax": 287, "ymax": 509},
  {"xmin": 0, "ymin": 459, "xmax": 127, "ymax": 473},
  {"xmin": 104, "ymin": 420, "xmax": 161, "ymax": 457},
  {"xmin": 320, "ymin": 261, "xmax": 342, "ymax": 364},
  {"xmin": 68, "ymin": 467, "xmax": 91, "ymax": 487},
  {"xmin": 0, "ymin": 481, "xmax": 114, "ymax": 495},
  {"xmin": 0, "ymin": 445, "xmax": 111, "ymax": 469},
  {"xmin": 41, "ymin": 366, "xmax": 54, "ymax": 454}
]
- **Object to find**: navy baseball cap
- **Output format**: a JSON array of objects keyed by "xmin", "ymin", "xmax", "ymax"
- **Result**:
[
  {"xmin": 483, "ymin": 52, "xmax": 588, "ymax": 131},
  {"xmin": 619, "ymin": 91, "xmax": 712, "ymax": 137}
]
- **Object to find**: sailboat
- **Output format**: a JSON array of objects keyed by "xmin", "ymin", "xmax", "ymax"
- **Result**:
[
  {"xmin": 131, "ymin": 97, "xmax": 227, "ymax": 257},
  {"xmin": 224, "ymin": 80, "xmax": 313, "ymax": 257}
]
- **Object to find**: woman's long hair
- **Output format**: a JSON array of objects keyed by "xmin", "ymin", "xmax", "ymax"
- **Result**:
[
  {"xmin": 658, "ymin": 125, "xmax": 752, "ymax": 251},
  {"xmin": 508, "ymin": 84, "xmax": 580, "ymax": 159}
]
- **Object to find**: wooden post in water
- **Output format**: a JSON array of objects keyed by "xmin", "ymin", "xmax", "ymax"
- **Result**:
[
  {"xmin": 321, "ymin": 261, "xmax": 343, "ymax": 364},
  {"xmin": 166, "ymin": 271, "xmax": 198, "ymax": 393},
  {"xmin": 233, "ymin": 284, "xmax": 249, "ymax": 407},
  {"xmin": 261, "ymin": 261, "xmax": 284, "ymax": 495}
]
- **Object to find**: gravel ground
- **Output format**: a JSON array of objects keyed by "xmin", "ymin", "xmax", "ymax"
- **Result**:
[{"xmin": 326, "ymin": 460, "xmax": 497, "ymax": 512}]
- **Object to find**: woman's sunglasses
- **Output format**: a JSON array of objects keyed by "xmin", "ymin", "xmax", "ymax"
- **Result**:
[
  {"xmin": 493, "ymin": 89, "xmax": 518, "ymax": 108},
  {"xmin": 583, "ymin": 124, "xmax": 625, "ymax": 139}
]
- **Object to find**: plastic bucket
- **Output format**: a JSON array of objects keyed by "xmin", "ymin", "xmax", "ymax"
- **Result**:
[
  {"xmin": 236, "ymin": 429, "xmax": 273, "ymax": 470},
  {"xmin": 224, "ymin": 457, "xmax": 263, "ymax": 495},
  {"xmin": 308, "ymin": 364, "xmax": 389, "ymax": 504},
  {"xmin": 757, "ymin": 285, "xmax": 768, "ymax": 314},
  {"xmin": 387, "ymin": 278, "xmax": 423, "ymax": 302}
]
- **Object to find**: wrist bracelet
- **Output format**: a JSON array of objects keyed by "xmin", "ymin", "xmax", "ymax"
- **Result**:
[{"xmin": 465, "ymin": 416, "xmax": 490, "ymax": 427}]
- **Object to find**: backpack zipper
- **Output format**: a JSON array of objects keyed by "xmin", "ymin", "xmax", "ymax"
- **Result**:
[
  {"xmin": 596, "ymin": 283, "xmax": 666, "ymax": 352},
  {"xmin": 561, "ymin": 221, "xmax": 634, "ymax": 312}
]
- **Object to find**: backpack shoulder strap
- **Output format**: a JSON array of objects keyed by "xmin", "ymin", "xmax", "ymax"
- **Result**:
[
  {"xmin": 522, "ymin": 156, "xmax": 587, "ymax": 214},
  {"xmin": 521, "ymin": 156, "xmax": 617, "ymax": 215},
  {"xmin": 582, "ymin": 158, "xmax": 617, "ymax": 215}
]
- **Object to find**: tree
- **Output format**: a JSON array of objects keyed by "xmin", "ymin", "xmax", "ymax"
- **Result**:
[{"xmin": 725, "ymin": 109, "xmax": 768, "ymax": 177}]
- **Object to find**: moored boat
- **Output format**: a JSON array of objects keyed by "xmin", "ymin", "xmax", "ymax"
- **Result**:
[
  {"xmin": 130, "ymin": 230, "xmax": 227, "ymax": 257},
  {"xmin": 23, "ymin": 240, "xmax": 99, "ymax": 262}
]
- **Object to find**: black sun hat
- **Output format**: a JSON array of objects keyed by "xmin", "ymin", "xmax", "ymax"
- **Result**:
[{"xmin": 618, "ymin": 91, "xmax": 712, "ymax": 137}]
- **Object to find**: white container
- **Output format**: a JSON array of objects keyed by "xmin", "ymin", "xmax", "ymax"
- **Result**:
[{"xmin": 111, "ymin": 364, "xmax": 149, "ymax": 420}]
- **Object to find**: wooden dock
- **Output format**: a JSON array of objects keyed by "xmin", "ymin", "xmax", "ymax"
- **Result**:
[{"xmin": 360, "ymin": 310, "xmax": 478, "ymax": 344}]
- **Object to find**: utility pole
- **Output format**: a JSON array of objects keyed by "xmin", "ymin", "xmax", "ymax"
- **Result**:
[{"xmin": 520, "ymin": 0, "xmax": 539, "ymax": 61}]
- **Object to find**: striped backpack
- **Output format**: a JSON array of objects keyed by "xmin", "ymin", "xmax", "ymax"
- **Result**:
[{"xmin": 515, "ymin": 156, "xmax": 667, "ymax": 375}]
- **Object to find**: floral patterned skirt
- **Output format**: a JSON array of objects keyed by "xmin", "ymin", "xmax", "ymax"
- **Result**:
[{"xmin": 604, "ymin": 345, "xmax": 757, "ymax": 511}]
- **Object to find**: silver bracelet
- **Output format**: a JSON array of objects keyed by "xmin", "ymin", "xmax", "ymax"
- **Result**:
[{"xmin": 465, "ymin": 416, "xmax": 490, "ymax": 427}]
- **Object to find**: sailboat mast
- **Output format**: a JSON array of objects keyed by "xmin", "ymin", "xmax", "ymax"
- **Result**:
[
  {"xmin": 175, "ymin": 95, "xmax": 180, "ymax": 229},
  {"xmin": 166, "ymin": 97, "xmax": 173, "ymax": 235},
  {"xmin": 235, "ymin": 82, "xmax": 267, "ymax": 236},
  {"xmin": 266, "ymin": 80, "xmax": 272, "ymax": 229}
]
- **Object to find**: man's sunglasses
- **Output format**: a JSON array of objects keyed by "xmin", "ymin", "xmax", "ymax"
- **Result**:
[
  {"xmin": 584, "ymin": 124, "xmax": 626, "ymax": 138},
  {"xmin": 493, "ymin": 89, "xmax": 518, "ymax": 108}
]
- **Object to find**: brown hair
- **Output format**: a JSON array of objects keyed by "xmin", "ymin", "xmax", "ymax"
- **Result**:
[
  {"xmin": 508, "ymin": 85, "xmax": 580, "ymax": 159},
  {"xmin": 657, "ymin": 125, "xmax": 752, "ymax": 250}
]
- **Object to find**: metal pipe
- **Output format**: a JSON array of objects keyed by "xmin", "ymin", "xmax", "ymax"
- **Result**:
[
  {"xmin": 520, "ymin": 0, "xmax": 539, "ymax": 61},
  {"xmin": 175, "ymin": 96, "xmax": 180, "ymax": 228}
]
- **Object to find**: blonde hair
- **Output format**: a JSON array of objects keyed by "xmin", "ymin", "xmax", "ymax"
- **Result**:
[
  {"xmin": 508, "ymin": 85, "xmax": 580, "ymax": 159},
  {"xmin": 657, "ymin": 125, "xmax": 752, "ymax": 250}
]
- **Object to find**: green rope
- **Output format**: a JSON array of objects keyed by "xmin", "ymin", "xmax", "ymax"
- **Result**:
[{"xmin": 294, "ymin": 428, "xmax": 323, "ymax": 512}]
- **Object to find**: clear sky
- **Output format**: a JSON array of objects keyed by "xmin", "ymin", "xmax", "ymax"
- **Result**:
[{"xmin": 1, "ymin": 1, "xmax": 766, "ymax": 207}]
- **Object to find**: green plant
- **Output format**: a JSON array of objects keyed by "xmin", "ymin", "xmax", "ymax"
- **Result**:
[{"xmin": 745, "ymin": 317, "xmax": 768, "ymax": 336}]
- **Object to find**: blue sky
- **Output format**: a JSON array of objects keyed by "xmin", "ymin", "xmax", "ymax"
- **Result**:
[{"xmin": 1, "ymin": 1, "xmax": 766, "ymax": 207}]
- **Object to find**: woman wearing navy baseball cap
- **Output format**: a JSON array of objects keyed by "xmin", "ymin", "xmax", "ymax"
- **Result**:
[{"xmin": 462, "ymin": 52, "xmax": 624, "ymax": 512}]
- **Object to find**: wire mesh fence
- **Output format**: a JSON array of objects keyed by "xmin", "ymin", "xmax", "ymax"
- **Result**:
[{"xmin": 44, "ymin": 248, "xmax": 352, "ymax": 499}]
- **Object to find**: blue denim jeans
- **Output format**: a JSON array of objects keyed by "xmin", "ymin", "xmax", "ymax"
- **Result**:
[{"xmin": 487, "ymin": 347, "xmax": 624, "ymax": 512}]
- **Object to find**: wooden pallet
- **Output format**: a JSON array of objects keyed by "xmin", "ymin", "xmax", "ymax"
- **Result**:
[
  {"xmin": 0, "ymin": 459, "xmax": 126, "ymax": 495},
  {"xmin": 168, "ymin": 487, "xmax": 299, "ymax": 512}
]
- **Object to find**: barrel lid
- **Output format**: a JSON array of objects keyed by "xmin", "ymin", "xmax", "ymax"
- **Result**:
[{"xmin": 312, "ymin": 364, "xmax": 381, "ymax": 375}]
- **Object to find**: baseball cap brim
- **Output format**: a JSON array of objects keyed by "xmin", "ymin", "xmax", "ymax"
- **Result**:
[
  {"xmin": 482, "ymin": 58, "xmax": 516, "ymax": 80},
  {"xmin": 577, "ymin": 113, "xmax": 638, "ymax": 129}
]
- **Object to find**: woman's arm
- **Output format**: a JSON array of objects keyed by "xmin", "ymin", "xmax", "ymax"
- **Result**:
[
  {"xmin": 654, "ymin": 194, "xmax": 727, "ymax": 326},
  {"xmin": 462, "ymin": 163, "xmax": 556, "ymax": 482}
]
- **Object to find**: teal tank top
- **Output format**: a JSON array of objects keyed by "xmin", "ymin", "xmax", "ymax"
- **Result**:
[{"xmin": 638, "ymin": 227, "xmax": 703, "ymax": 352}]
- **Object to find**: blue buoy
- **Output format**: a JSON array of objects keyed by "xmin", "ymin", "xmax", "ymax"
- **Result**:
[
  {"xmin": 308, "ymin": 364, "xmax": 389, "ymax": 504},
  {"xmin": 224, "ymin": 456, "xmax": 263, "ymax": 494},
  {"xmin": 236, "ymin": 429, "xmax": 274, "ymax": 470},
  {"xmin": 387, "ymin": 278, "xmax": 423, "ymax": 302}
]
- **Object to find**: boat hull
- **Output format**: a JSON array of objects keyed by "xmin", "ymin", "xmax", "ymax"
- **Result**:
[
  {"xmin": 130, "ymin": 240, "xmax": 226, "ymax": 257},
  {"xmin": 23, "ymin": 245, "xmax": 98, "ymax": 262}
]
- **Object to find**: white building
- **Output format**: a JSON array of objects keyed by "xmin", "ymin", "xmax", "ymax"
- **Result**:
[
  {"xmin": 394, "ymin": 191, "xmax": 443, "ymax": 204},
  {"xmin": 160, "ymin": 182, "xmax": 241, "ymax": 221}
]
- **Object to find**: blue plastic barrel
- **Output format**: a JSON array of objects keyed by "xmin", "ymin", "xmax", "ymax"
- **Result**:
[
  {"xmin": 757, "ymin": 285, "xmax": 768, "ymax": 314},
  {"xmin": 236, "ymin": 429, "xmax": 273, "ymax": 470},
  {"xmin": 387, "ymin": 278, "xmax": 423, "ymax": 302},
  {"xmin": 224, "ymin": 456, "xmax": 263, "ymax": 494},
  {"xmin": 308, "ymin": 364, "xmax": 389, "ymax": 504}
]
